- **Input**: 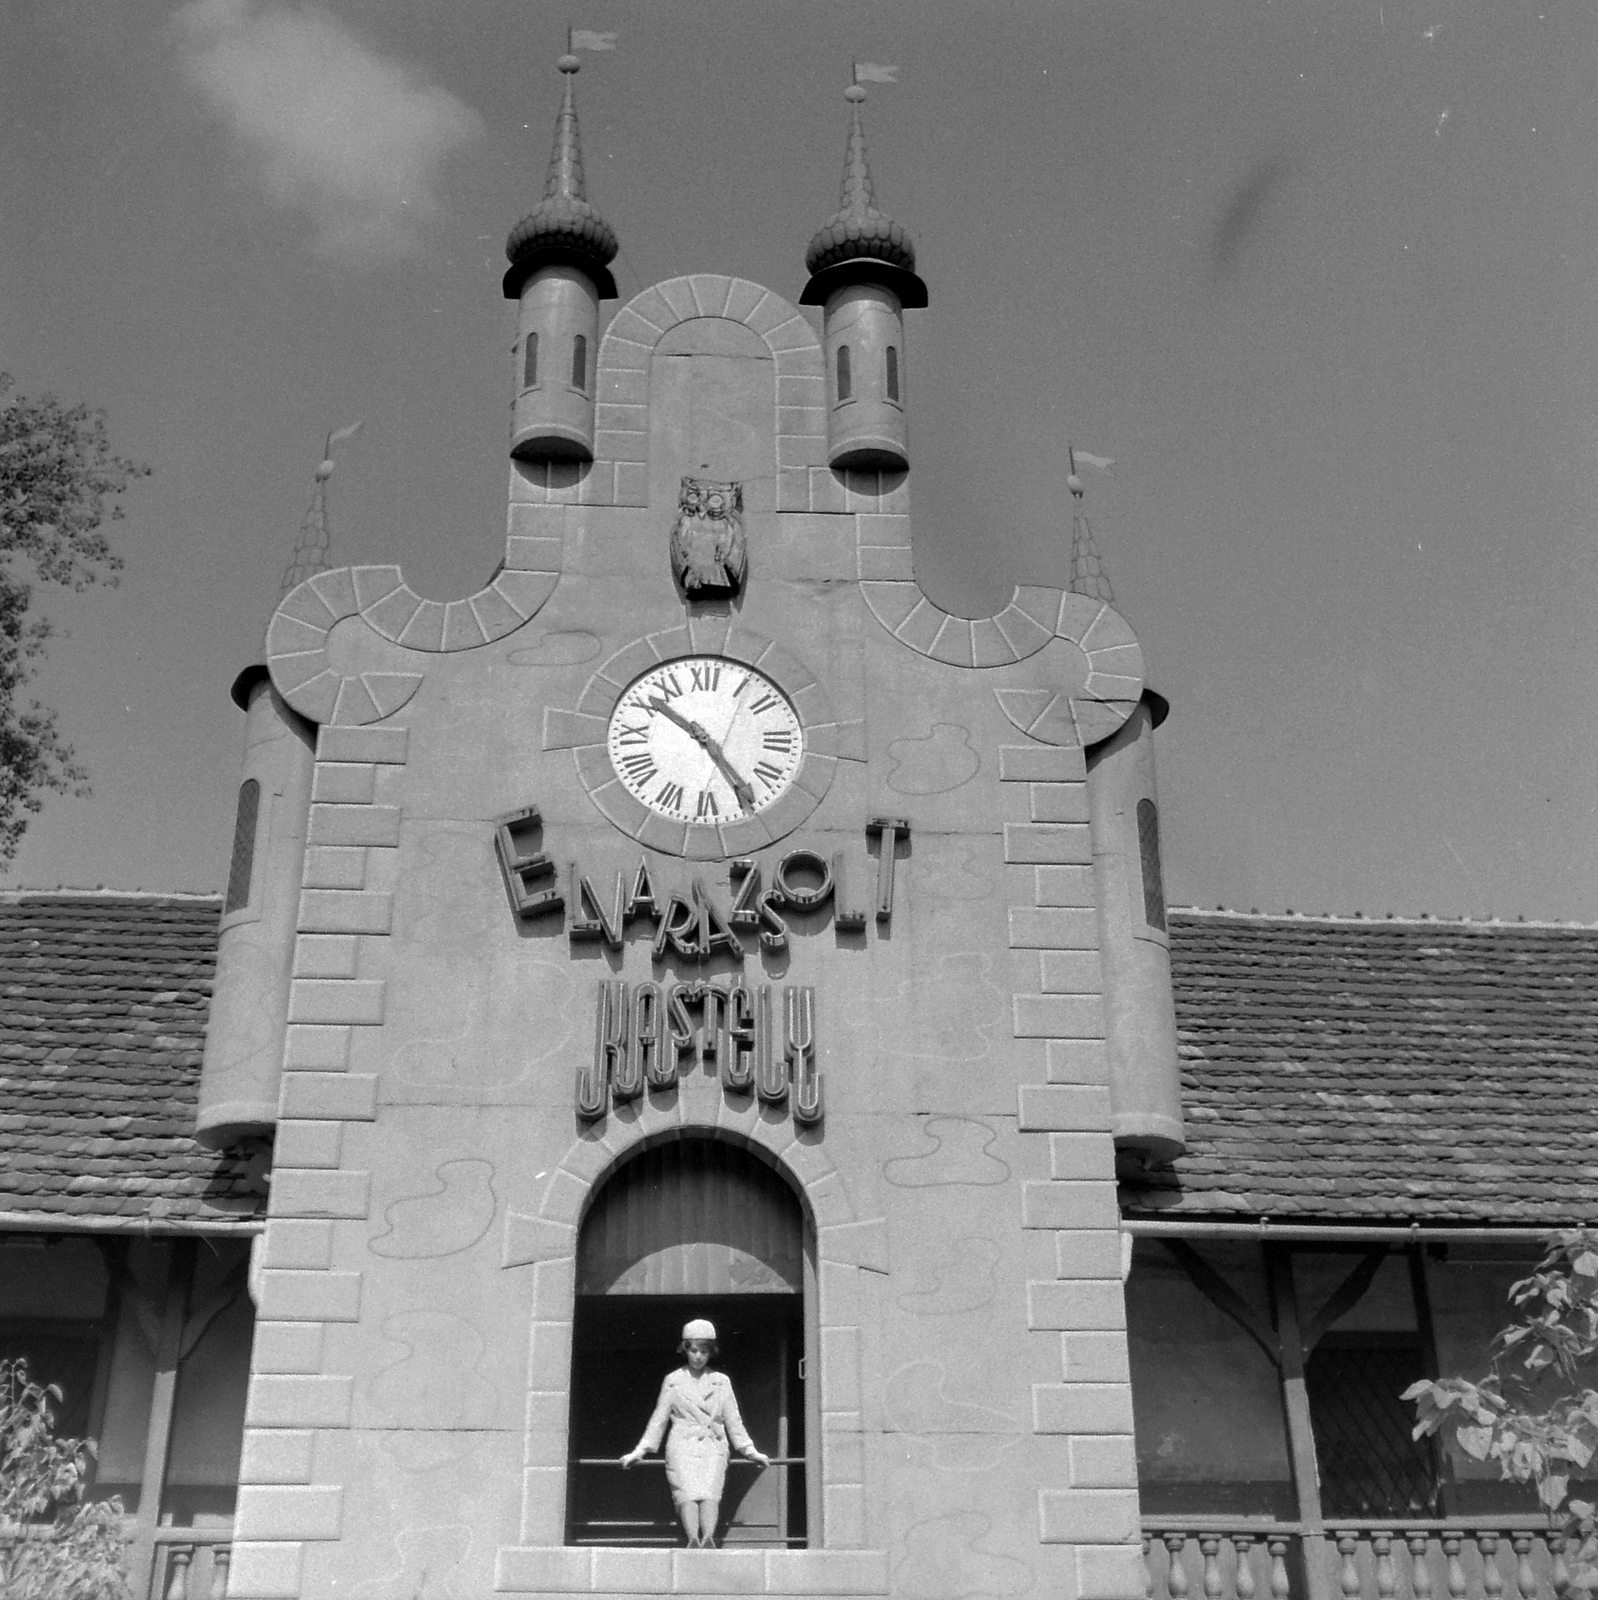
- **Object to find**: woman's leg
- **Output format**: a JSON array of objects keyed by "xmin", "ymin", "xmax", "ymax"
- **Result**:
[
  {"xmin": 699, "ymin": 1499, "xmax": 721, "ymax": 1548},
  {"xmin": 677, "ymin": 1502, "xmax": 699, "ymax": 1546}
]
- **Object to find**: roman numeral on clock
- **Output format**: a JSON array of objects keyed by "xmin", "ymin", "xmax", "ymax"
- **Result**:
[
  {"xmin": 696, "ymin": 789, "xmax": 718, "ymax": 820},
  {"xmin": 749, "ymin": 692, "xmax": 781, "ymax": 715},
  {"xmin": 689, "ymin": 664, "xmax": 721, "ymax": 692},
  {"xmin": 655, "ymin": 780, "xmax": 685, "ymax": 811},
  {"xmin": 616, "ymin": 723, "xmax": 648, "ymax": 746},
  {"xmin": 754, "ymin": 761, "xmax": 784, "ymax": 788},
  {"xmin": 762, "ymin": 729, "xmax": 794, "ymax": 752},
  {"xmin": 620, "ymin": 752, "xmax": 656, "ymax": 782}
]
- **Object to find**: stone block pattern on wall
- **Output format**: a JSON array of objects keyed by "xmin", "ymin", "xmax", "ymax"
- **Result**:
[
  {"xmin": 1001, "ymin": 745, "xmax": 1143, "ymax": 1600},
  {"xmin": 228, "ymin": 723, "xmax": 407, "ymax": 1600},
  {"xmin": 495, "ymin": 1546, "xmax": 890, "ymax": 1595}
]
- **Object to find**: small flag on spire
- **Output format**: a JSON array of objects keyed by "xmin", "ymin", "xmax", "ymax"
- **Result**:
[
  {"xmin": 284, "ymin": 423, "xmax": 361, "ymax": 597},
  {"xmin": 570, "ymin": 28, "xmax": 617, "ymax": 51},
  {"xmin": 853, "ymin": 61, "xmax": 899, "ymax": 83},
  {"xmin": 315, "ymin": 419, "xmax": 363, "ymax": 482},
  {"xmin": 1066, "ymin": 444, "xmax": 1114, "ymax": 500}
]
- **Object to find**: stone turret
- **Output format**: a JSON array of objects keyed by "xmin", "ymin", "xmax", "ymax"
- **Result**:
[
  {"xmin": 801, "ymin": 83, "xmax": 926, "ymax": 472},
  {"xmin": 505, "ymin": 53, "xmax": 620, "ymax": 463},
  {"xmin": 194, "ymin": 445, "xmax": 343, "ymax": 1149},
  {"xmin": 1064, "ymin": 467, "xmax": 1184, "ymax": 1161}
]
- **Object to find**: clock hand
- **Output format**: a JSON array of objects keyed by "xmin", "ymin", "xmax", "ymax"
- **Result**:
[
  {"xmin": 713, "ymin": 671, "xmax": 753, "ymax": 746},
  {"xmin": 647, "ymin": 695, "xmax": 700, "ymax": 740},
  {"xmin": 648, "ymin": 696, "xmax": 758, "ymax": 812},
  {"xmin": 702, "ymin": 742, "xmax": 758, "ymax": 814}
]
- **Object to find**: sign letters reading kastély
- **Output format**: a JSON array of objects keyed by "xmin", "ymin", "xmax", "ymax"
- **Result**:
[{"xmin": 579, "ymin": 979, "xmax": 820, "ymax": 1126}]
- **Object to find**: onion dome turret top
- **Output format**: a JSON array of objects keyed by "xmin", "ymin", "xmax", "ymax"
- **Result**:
[
  {"xmin": 801, "ymin": 84, "xmax": 927, "ymax": 309},
  {"xmin": 503, "ymin": 56, "xmax": 619, "ymax": 300}
]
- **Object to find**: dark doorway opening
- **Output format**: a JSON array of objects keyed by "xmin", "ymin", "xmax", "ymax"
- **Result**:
[
  {"xmin": 564, "ymin": 1137, "xmax": 810, "ymax": 1548},
  {"xmin": 567, "ymin": 1294, "xmax": 806, "ymax": 1547}
]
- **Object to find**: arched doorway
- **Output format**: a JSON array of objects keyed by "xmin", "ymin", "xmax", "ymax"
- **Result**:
[{"xmin": 566, "ymin": 1136, "xmax": 810, "ymax": 1548}]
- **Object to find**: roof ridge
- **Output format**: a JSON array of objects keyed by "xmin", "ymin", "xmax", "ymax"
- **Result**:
[
  {"xmin": 0, "ymin": 888, "xmax": 222, "ymax": 903},
  {"xmin": 1168, "ymin": 906, "xmax": 1598, "ymax": 931}
]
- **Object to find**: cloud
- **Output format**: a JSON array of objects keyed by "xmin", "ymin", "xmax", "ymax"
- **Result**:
[{"xmin": 175, "ymin": 0, "xmax": 482, "ymax": 265}]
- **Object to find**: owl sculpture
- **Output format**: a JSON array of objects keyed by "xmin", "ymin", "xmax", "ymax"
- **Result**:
[{"xmin": 670, "ymin": 477, "xmax": 748, "ymax": 598}]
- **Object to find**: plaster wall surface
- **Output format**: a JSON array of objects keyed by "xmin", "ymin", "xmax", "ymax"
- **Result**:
[{"xmin": 227, "ymin": 278, "xmax": 1147, "ymax": 1600}]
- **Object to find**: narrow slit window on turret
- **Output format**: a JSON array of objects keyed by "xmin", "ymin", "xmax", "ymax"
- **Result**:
[
  {"xmin": 1137, "ymin": 798, "xmax": 1168, "ymax": 932},
  {"xmin": 571, "ymin": 334, "xmax": 588, "ymax": 391},
  {"xmin": 886, "ymin": 345, "xmax": 899, "ymax": 402},
  {"xmin": 524, "ymin": 332, "xmax": 539, "ymax": 389},
  {"xmin": 836, "ymin": 344, "xmax": 852, "ymax": 402},
  {"xmin": 224, "ymin": 779, "xmax": 261, "ymax": 915}
]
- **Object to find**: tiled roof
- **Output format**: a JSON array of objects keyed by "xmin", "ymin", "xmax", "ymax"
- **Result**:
[
  {"xmin": 1123, "ymin": 911, "xmax": 1598, "ymax": 1224},
  {"xmin": 0, "ymin": 892, "xmax": 262, "ymax": 1229},
  {"xmin": 4, "ymin": 894, "xmax": 1593, "ymax": 1230}
]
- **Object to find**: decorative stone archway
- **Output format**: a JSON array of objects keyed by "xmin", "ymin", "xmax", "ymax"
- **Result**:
[
  {"xmin": 500, "ymin": 1095, "xmax": 887, "ymax": 1592},
  {"xmin": 506, "ymin": 275, "xmax": 831, "ymax": 515}
]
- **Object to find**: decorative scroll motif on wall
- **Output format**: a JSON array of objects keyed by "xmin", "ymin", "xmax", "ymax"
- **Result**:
[
  {"xmin": 855, "ymin": 522, "xmax": 1147, "ymax": 746},
  {"xmin": 266, "ymin": 545, "xmax": 562, "ymax": 726}
]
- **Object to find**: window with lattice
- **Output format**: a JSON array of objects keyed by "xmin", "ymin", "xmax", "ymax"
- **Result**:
[{"xmin": 1306, "ymin": 1333, "xmax": 1440, "ymax": 1517}]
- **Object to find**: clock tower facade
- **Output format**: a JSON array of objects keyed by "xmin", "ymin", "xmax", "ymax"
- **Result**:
[{"xmin": 200, "ymin": 64, "xmax": 1183, "ymax": 1600}]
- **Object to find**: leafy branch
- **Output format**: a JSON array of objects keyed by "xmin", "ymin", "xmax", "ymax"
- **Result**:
[
  {"xmin": 0, "ymin": 1358, "xmax": 129, "ymax": 1600},
  {"xmin": 1407, "ymin": 1230, "xmax": 1598, "ymax": 1593},
  {"xmin": 0, "ymin": 373, "xmax": 148, "ymax": 864}
]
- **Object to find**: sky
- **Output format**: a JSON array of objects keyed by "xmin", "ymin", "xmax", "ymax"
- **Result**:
[{"xmin": 3, "ymin": 0, "xmax": 1596, "ymax": 920}]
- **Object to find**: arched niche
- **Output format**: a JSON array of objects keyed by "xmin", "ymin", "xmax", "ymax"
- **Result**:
[
  {"xmin": 648, "ymin": 316, "xmax": 776, "ymax": 508},
  {"xmin": 566, "ymin": 1136, "xmax": 814, "ymax": 1550}
]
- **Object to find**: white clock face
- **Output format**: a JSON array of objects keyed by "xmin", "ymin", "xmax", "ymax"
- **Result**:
[{"xmin": 606, "ymin": 657, "xmax": 804, "ymax": 823}]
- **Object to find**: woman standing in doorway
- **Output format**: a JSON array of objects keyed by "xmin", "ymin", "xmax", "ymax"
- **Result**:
[{"xmin": 620, "ymin": 1318, "xmax": 770, "ymax": 1548}]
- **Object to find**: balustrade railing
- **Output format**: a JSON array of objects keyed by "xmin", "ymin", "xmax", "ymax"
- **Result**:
[
  {"xmin": 1145, "ymin": 1523, "xmax": 1573, "ymax": 1600},
  {"xmin": 569, "ymin": 1455, "xmax": 806, "ymax": 1547},
  {"xmin": 149, "ymin": 1529, "xmax": 232, "ymax": 1600},
  {"xmin": 1, "ymin": 1524, "xmax": 231, "ymax": 1600}
]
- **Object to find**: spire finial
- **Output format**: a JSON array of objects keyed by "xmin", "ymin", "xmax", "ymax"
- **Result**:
[
  {"xmin": 544, "ymin": 57, "xmax": 586, "ymax": 201},
  {"xmin": 839, "ymin": 84, "xmax": 876, "ymax": 213},
  {"xmin": 280, "ymin": 422, "xmax": 362, "ymax": 599},
  {"xmin": 503, "ymin": 40, "xmax": 619, "ymax": 299},
  {"xmin": 1065, "ymin": 445, "xmax": 1117, "ymax": 605}
]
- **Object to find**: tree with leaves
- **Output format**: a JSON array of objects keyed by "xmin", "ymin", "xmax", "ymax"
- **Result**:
[
  {"xmin": 0, "ymin": 373, "xmax": 148, "ymax": 864},
  {"xmin": 0, "ymin": 1358, "xmax": 129, "ymax": 1600},
  {"xmin": 1408, "ymin": 1230, "xmax": 1598, "ymax": 1595}
]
